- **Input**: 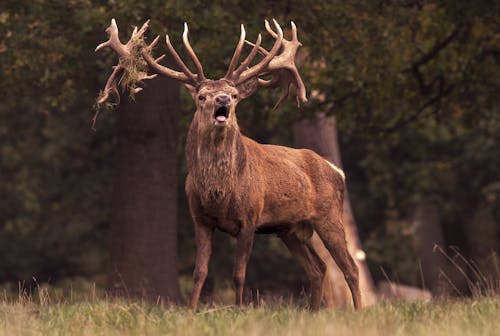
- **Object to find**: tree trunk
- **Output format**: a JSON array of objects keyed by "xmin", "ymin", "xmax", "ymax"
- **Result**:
[
  {"xmin": 293, "ymin": 112, "xmax": 377, "ymax": 307},
  {"xmin": 412, "ymin": 200, "xmax": 448, "ymax": 296},
  {"xmin": 463, "ymin": 204, "xmax": 499, "ymax": 285},
  {"xmin": 109, "ymin": 75, "xmax": 181, "ymax": 303}
]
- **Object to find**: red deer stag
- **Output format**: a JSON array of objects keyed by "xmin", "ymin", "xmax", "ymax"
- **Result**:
[{"xmin": 96, "ymin": 19, "xmax": 361, "ymax": 310}]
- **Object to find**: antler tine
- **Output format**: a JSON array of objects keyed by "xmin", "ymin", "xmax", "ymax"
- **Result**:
[
  {"xmin": 95, "ymin": 18, "xmax": 128, "ymax": 56},
  {"xmin": 257, "ymin": 77, "xmax": 274, "ymax": 87},
  {"xmin": 165, "ymin": 34, "xmax": 198, "ymax": 83},
  {"xmin": 233, "ymin": 34, "xmax": 263, "ymax": 78},
  {"xmin": 133, "ymin": 19, "xmax": 150, "ymax": 40},
  {"xmin": 284, "ymin": 21, "xmax": 306, "ymax": 103},
  {"xmin": 182, "ymin": 23, "xmax": 206, "ymax": 81},
  {"xmin": 264, "ymin": 19, "xmax": 278, "ymax": 39},
  {"xmin": 146, "ymin": 35, "xmax": 160, "ymax": 52},
  {"xmin": 290, "ymin": 56, "xmax": 307, "ymax": 104},
  {"xmin": 291, "ymin": 21, "xmax": 300, "ymax": 45},
  {"xmin": 97, "ymin": 65, "xmax": 123, "ymax": 105},
  {"xmin": 243, "ymin": 37, "xmax": 268, "ymax": 56},
  {"xmin": 225, "ymin": 24, "xmax": 246, "ymax": 79},
  {"xmin": 272, "ymin": 79, "xmax": 291, "ymax": 110},
  {"xmin": 155, "ymin": 54, "xmax": 166, "ymax": 63},
  {"xmin": 141, "ymin": 48, "xmax": 192, "ymax": 83},
  {"xmin": 236, "ymin": 19, "xmax": 283, "ymax": 85}
]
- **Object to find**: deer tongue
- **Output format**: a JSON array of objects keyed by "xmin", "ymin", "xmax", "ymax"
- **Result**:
[{"xmin": 216, "ymin": 115, "xmax": 227, "ymax": 122}]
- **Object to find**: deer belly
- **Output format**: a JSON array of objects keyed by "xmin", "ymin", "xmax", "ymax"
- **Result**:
[
  {"xmin": 215, "ymin": 220, "xmax": 240, "ymax": 236},
  {"xmin": 261, "ymin": 174, "xmax": 314, "ymax": 223}
]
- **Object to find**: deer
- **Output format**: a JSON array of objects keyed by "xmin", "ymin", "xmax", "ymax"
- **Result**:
[{"xmin": 96, "ymin": 18, "xmax": 362, "ymax": 310}]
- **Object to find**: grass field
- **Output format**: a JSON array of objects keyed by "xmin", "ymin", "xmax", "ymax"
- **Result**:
[{"xmin": 0, "ymin": 295, "xmax": 498, "ymax": 336}]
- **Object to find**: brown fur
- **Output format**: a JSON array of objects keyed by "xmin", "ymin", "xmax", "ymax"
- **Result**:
[{"xmin": 185, "ymin": 80, "xmax": 362, "ymax": 310}]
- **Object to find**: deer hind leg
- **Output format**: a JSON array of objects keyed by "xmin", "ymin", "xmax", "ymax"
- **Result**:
[
  {"xmin": 279, "ymin": 231, "xmax": 326, "ymax": 310},
  {"xmin": 305, "ymin": 232, "xmax": 344, "ymax": 308},
  {"xmin": 313, "ymin": 218, "xmax": 362, "ymax": 310}
]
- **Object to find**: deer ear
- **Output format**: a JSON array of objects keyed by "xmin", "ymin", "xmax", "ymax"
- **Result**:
[
  {"xmin": 184, "ymin": 83, "xmax": 197, "ymax": 97},
  {"xmin": 236, "ymin": 77, "xmax": 259, "ymax": 99}
]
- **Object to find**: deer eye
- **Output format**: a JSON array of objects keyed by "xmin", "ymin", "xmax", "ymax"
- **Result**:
[
  {"xmin": 198, "ymin": 95, "xmax": 206, "ymax": 101},
  {"xmin": 231, "ymin": 94, "xmax": 237, "ymax": 99}
]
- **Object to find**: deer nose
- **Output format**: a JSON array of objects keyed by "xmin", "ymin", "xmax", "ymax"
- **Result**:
[{"xmin": 215, "ymin": 94, "xmax": 231, "ymax": 106}]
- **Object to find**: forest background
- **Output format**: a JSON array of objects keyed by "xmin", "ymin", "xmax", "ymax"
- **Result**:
[{"xmin": 1, "ymin": 0, "xmax": 499, "ymax": 303}]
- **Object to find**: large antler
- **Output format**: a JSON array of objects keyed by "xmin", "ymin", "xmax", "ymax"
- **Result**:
[
  {"xmin": 224, "ymin": 19, "xmax": 284, "ymax": 85},
  {"xmin": 242, "ymin": 20, "xmax": 307, "ymax": 109},
  {"xmin": 95, "ymin": 19, "xmax": 157, "ymax": 106},
  {"xmin": 141, "ymin": 22, "xmax": 206, "ymax": 89},
  {"xmin": 96, "ymin": 19, "xmax": 306, "ymax": 111}
]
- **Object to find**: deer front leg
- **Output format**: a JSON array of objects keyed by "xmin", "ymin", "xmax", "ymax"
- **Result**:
[
  {"xmin": 190, "ymin": 222, "xmax": 214, "ymax": 310},
  {"xmin": 233, "ymin": 227, "xmax": 255, "ymax": 306}
]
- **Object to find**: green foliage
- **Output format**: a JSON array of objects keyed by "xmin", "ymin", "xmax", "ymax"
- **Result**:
[
  {"xmin": 0, "ymin": 0, "xmax": 116, "ymax": 283},
  {"xmin": 1, "ymin": 0, "xmax": 499, "ymax": 295}
]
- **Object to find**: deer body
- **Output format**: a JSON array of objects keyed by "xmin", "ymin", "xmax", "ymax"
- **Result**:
[
  {"xmin": 96, "ymin": 19, "xmax": 361, "ymax": 310},
  {"xmin": 182, "ymin": 80, "xmax": 360, "ymax": 310},
  {"xmin": 186, "ymin": 129, "xmax": 344, "ymax": 238}
]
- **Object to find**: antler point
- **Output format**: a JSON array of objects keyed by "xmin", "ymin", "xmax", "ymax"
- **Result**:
[
  {"xmin": 95, "ymin": 43, "xmax": 105, "ymax": 52},
  {"xmin": 273, "ymin": 19, "xmax": 283, "ymax": 35}
]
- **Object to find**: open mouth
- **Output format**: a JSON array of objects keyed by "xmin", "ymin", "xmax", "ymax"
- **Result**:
[{"xmin": 213, "ymin": 106, "xmax": 229, "ymax": 124}]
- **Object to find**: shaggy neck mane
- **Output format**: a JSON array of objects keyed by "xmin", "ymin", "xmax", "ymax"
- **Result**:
[{"xmin": 186, "ymin": 116, "xmax": 246, "ymax": 205}]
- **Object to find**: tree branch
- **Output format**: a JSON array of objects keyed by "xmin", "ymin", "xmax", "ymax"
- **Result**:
[
  {"xmin": 407, "ymin": 26, "xmax": 461, "ymax": 70},
  {"xmin": 404, "ymin": 27, "xmax": 461, "ymax": 95},
  {"xmin": 378, "ymin": 82, "xmax": 455, "ymax": 134}
]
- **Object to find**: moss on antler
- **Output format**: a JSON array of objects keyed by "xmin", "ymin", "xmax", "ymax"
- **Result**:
[
  {"xmin": 120, "ymin": 35, "xmax": 149, "ymax": 100},
  {"xmin": 94, "ymin": 19, "xmax": 155, "ymax": 128}
]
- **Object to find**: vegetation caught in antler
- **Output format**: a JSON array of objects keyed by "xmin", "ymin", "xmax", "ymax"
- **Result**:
[
  {"xmin": 93, "ymin": 19, "xmax": 159, "ymax": 127},
  {"xmin": 95, "ymin": 19, "xmax": 157, "ymax": 104}
]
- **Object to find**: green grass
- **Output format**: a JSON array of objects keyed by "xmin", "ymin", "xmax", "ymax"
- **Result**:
[{"xmin": 0, "ymin": 296, "xmax": 499, "ymax": 336}]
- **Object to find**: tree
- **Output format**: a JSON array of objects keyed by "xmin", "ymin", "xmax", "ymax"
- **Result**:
[
  {"xmin": 93, "ymin": 18, "xmax": 182, "ymax": 301},
  {"xmin": 1, "ymin": 0, "xmax": 498, "ymax": 302},
  {"xmin": 108, "ymin": 76, "xmax": 181, "ymax": 302},
  {"xmin": 411, "ymin": 201, "xmax": 448, "ymax": 295},
  {"xmin": 293, "ymin": 113, "xmax": 377, "ymax": 306}
]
